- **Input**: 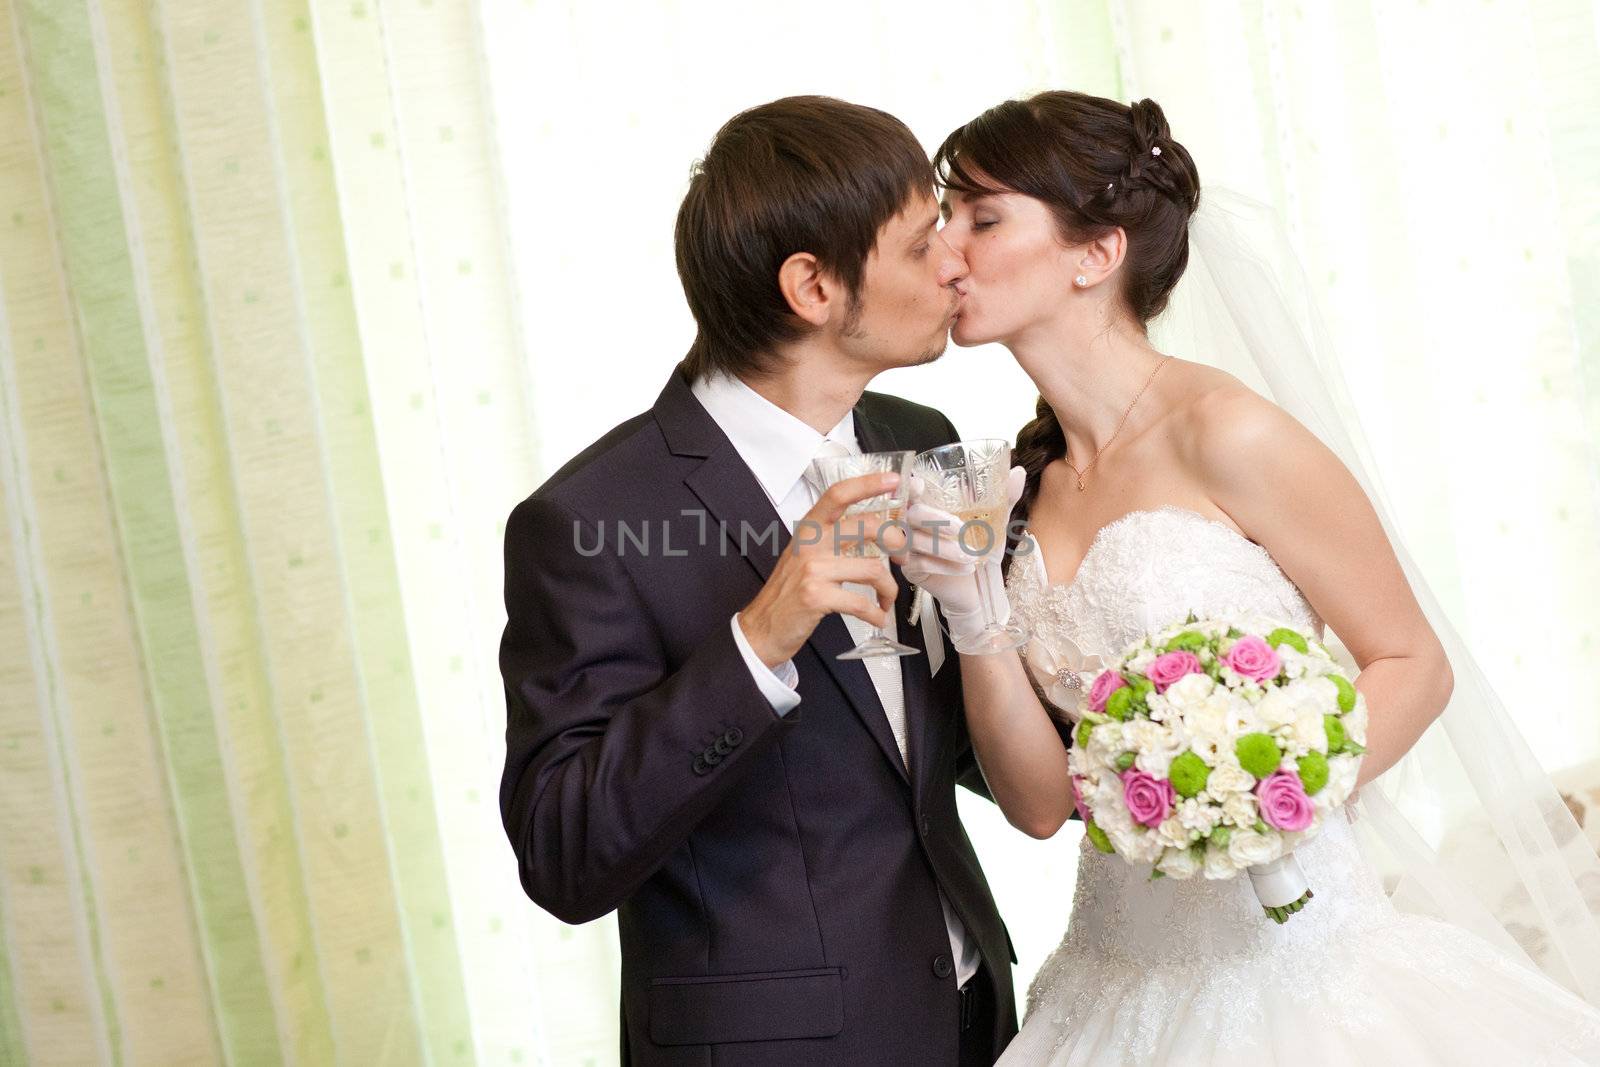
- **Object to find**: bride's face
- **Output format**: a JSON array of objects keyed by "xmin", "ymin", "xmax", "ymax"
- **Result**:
[{"xmin": 939, "ymin": 188, "xmax": 1079, "ymax": 348}]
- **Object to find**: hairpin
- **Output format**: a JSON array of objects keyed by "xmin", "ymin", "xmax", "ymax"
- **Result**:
[{"xmin": 1151, "ymin": 146, "xmax": 1162, "ymax": 156}]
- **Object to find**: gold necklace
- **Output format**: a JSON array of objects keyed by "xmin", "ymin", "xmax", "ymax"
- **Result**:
[{"xmin": 1064, "ymin": 355, "xmax": 1170, "ymax": 491}]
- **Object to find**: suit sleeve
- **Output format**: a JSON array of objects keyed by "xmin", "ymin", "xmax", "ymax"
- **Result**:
[{"xmin": 498, "ymin": 494, "xmax": 800, "ymax": 924}]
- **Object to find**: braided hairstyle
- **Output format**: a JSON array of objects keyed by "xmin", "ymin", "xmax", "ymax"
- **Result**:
[{"xmin": 934, "ymin": 92, "xmax": 1201, "ymax": 575}]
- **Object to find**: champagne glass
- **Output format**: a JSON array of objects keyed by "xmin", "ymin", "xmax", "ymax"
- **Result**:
[
  {"xmin": 912, "ymin": 439, "xmax": 1028, "ymax": 655},
  {"xmin": 806, "ymin": 450, "xmax": 919, "ymax": 660}
]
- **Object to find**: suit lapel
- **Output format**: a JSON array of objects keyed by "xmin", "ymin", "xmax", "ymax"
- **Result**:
[{"xmin": 658, "ymin": 371, "xmax": 911, "ymax": 787}]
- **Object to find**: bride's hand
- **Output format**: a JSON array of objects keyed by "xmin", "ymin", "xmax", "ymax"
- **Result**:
[{"xmin": 902, "ymin": 465, "xmax": 1025, "ymax": 635}]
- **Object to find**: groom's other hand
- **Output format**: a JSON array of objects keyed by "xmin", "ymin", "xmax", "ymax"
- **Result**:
[{"xmin": 739, "ymin": 471, "xmax": 906, "ymax": 667}]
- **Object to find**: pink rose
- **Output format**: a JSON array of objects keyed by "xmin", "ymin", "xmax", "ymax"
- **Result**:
[
  {"xmin": 1256, "ymin": 771, "xmax": 1314, "ymax": 832},
  {"xmin": 1146, "ymin": 651, "xmax": 1202, "ymax": 693},
  {"xmin": 1121, "ymin": 769, "xmax": 1175, "ymax": 828},
  {"xmin": 1088, "ymin": 669, "xmax": 1128, "ymax": 713},
  {"xmin": 1225, "ymin": 635, "xmax": 1282, "ymax": 683},
  {"xmin": 1070, "ymin": 775, "xmax": 1093, "ymax": 822}
]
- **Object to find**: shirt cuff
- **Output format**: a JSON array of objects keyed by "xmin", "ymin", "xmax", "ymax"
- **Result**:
[{"xmin": 731, "ymin": 613, "xmax": 801, "ymax": 715}]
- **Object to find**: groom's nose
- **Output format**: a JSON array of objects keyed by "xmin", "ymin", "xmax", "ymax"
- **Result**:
[{"xmin": 935, "ymin": 233, "xmax": 968, "ymax": 288}]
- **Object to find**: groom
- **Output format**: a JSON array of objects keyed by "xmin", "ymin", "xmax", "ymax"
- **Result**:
[{"xmin": 499, "ymin": 96, "xmax": 1019, "ymax": 1065}]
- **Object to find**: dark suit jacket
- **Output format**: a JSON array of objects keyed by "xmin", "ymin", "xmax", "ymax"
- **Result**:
[{"xmin": 499, "ymin": 366, "xmax": 1024, "ymax": 1065}]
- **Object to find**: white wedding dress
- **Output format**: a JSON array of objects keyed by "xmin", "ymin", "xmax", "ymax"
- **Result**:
[{"xmin": 996, "ymin": 505, "xmax": 1600, "ymax": 1066}]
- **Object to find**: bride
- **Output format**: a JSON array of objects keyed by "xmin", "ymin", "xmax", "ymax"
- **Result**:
[{"xmin": 904, "ymin": 90, "xmax": 1600, "ymax": 1064}]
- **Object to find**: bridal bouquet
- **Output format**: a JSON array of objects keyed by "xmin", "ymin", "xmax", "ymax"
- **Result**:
[{"xmin": 1066, "ymin": 615, "xmax": 1367, "ymax": 923}]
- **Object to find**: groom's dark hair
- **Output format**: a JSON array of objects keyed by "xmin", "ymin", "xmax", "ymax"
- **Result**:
[{"xmin": 675, "ymin": 96, "xmax": 934, "ymax": 381}]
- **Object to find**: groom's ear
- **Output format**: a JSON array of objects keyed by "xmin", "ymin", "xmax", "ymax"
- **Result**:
[{"xmin": 777, "ymin": 251, "xmax": 842, "ymax": 327}]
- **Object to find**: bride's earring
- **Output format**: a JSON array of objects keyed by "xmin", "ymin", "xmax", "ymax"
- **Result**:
[{"xmin": 1074, "ymin": 274, "xmax": 1088, "ymax": 287}]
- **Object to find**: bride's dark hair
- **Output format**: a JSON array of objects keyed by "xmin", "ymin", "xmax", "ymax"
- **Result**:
[{"xmin": 934, "ymin": 91, "xmax": 1201, "ymax": 564}]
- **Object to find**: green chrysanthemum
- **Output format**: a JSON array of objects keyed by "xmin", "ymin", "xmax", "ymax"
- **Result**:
[
  {"xmin": 1235, "ymin": 732, "xmax": 1282, "ymax": 779},
  {"xmin": 1115, "ymin": 751, "xmax": 1137, "ymax": 772},
  {"xmin": 1085, "ymin": 819, "xmax": 1116, "ymax": 854},
  {"xmin": 1266, "ymin": 627, "xmax": 1308, "ymax": 654},
  {"xmin": 1324, "ymin": 714, "xmax": 1347, "ymax": 754},
  {"xmin": 1331, "ymin": 674, "xmax": 1357, "ymax": 713},
  {"xmin": 1297, "ymin": 750, "xmax": 1330, "ymax": 795},
  {"xmin": 1163, "ymin": 630, "xmax": 1208, "ymax": 653},
  {"xmin": 1169, "ymin": 750, "xmax": 1211, "ymax": 799},
  {"xmin": 1105, "ymin": 687, "xmax": 1135, "ymax": 721},
  {"xmin": 1076, "ymin": 719, "xmax": 1096, "ymax": 748}
]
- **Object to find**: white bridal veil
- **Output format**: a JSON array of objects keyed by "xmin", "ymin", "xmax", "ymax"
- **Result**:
[{"xmin": 1150, "ymin": 186, "xmax": 1600, "ymax": 1004}]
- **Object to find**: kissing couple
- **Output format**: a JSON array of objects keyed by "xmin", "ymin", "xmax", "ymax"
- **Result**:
[{"xmin": 499, "ymin": 92, "xmax": 1600, "ymax": 1065}]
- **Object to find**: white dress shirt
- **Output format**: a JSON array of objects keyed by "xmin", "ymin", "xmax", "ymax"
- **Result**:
[{"xmin": 690, "ymin": 370, "xmax": 981, "ymax": 987}]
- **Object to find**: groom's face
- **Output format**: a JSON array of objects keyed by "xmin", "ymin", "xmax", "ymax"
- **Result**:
[{"xmin": 835, "ymin": 191, "xmax": 968, "ymax": 370}]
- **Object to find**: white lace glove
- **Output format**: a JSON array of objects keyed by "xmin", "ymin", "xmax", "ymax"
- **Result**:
[{"xmin": 903, "ymin": 465, "xmax": 1025, "ymax": 645}]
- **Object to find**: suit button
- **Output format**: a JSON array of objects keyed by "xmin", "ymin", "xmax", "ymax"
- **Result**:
[
  {"xmin": 713, "ymin": 737, "xmax": 732, "ymax": 756},
  {"xmin": 920, "ymin": 816, "xmax": 931, "ymax": 837},
  {"xmin": 704, "ymin": 749, "xmax": 723, "ymax": 766},
  {"xmin": 723, "ymin": 727, "xmax": 743, "ymax": 746},
  {"xmin": 692, "ymin": 756, "xmax": 710, "ymax": 776},
  {"xmin": 932, "ymin": 954, "xmax": 953, "ymax": 979}
]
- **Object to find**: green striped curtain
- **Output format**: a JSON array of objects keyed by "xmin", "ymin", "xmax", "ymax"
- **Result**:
[{"xmin": 0, "ymin": 0, "xmax": 622, "ymax": 1063}]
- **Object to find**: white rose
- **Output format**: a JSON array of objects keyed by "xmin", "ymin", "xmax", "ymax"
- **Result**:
[
  {"xmin": 1222, "ymin": 791, "xmax": 1258, "ymax": 828},
  {"xmin": 1188, "ymin": 734, "xmax": 1227, "ymax": 767},
  {"xmin": 1103, "ymin": 824, "xmax": 1135, "ymax": 854},
  {"xmin": 1324, "ymin": 754, "xmax": 1361, "ymax": 803},
  {"xmin": 1128, "ymin": 719, "xmax": 1186, "ymax": 778},
  {"xmin": 1121, "ymin": 829, "xmax": 1165, "ymax": 865},
  {"xmin": 1207, "ymin": 763, "xmax": 1255, "ymax": 797},
  {"xmin": 1158, "ymin": 846, "xmax": 1202, "ymax": 880},
  {"xmin": 1344, "ymin": 702, "xmax": 1368, "ymax": 745},
  {"xmin": 1203, "ymin": 844, "xmax": 1237, "ymax": 879},
  {"xmin": 1257, "ymin": 689, "xmax": 1298, "ymax": 729},
  {"xmin": 1156, "ymin": 815, "xmax": 1193, "ymax": 849},
  {"xmin": 1175, "ymin": 796, "xmax": 1220, "ymax": 836},
  {"xmin": 1184, "ymin": 696, "xmax": 1230, "ymax": 745},
  {"xmin": 1091, "ymin": 794, "xmax": 1133, "ymax": 836},
  {"xmin": 1301, "ymin": 675, "xmax": 1339, "ymax": 709},
  {"xmin": 1227, "ymin": 827, "xmax": 1283, "ymax": 867},
  {"xmin": 1290, "ymin": 708, "xmax": 1328, "ymax": 754},
  {"xmin": 1164, "ymin": 672, "xmax": 1215, "ymax": 713},
  {"xmin": 1087, "ymin": 720, "xmax": 1126, "ymax": 760},
  {"xmin": 1127, "ymin": 650, "xmax": 1157, "ymax": 674},
  {"xmin": 1227, "ymin": 700, "xmax": 1265, "ymax": 736}
]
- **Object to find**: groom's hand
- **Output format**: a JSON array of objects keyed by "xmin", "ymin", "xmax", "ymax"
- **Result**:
[{"xmin": 738, "ymin": 472, "xmax": 906, "ymax": 668}]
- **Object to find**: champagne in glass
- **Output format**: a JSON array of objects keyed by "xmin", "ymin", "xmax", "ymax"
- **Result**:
[
  {"xmin": 806, "ymin": 451, "xmax": 918, "ymax": 660},
  {"xmin": 912, "ymin": 440, "xmax": 1028, "ymax": 655}
]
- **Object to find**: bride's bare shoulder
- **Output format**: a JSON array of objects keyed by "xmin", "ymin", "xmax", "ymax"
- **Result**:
[{"xmin": 1162, "ymin": 361, "xmax": 1289, "ymax": 457}]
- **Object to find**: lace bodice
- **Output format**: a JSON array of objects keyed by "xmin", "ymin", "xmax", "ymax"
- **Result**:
[{"xmin": 1006, "ymin": 505, "xmax": 1325, "ymax": 697}]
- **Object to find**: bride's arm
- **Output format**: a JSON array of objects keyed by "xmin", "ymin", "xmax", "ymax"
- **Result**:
[
  {"xmin": 956, "ymin": 645, "xmax": 1076, "ymax": 838},
  {"xmin": 1194, "ymin": 388, "xmax": 1455, "ymax": 788}
]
